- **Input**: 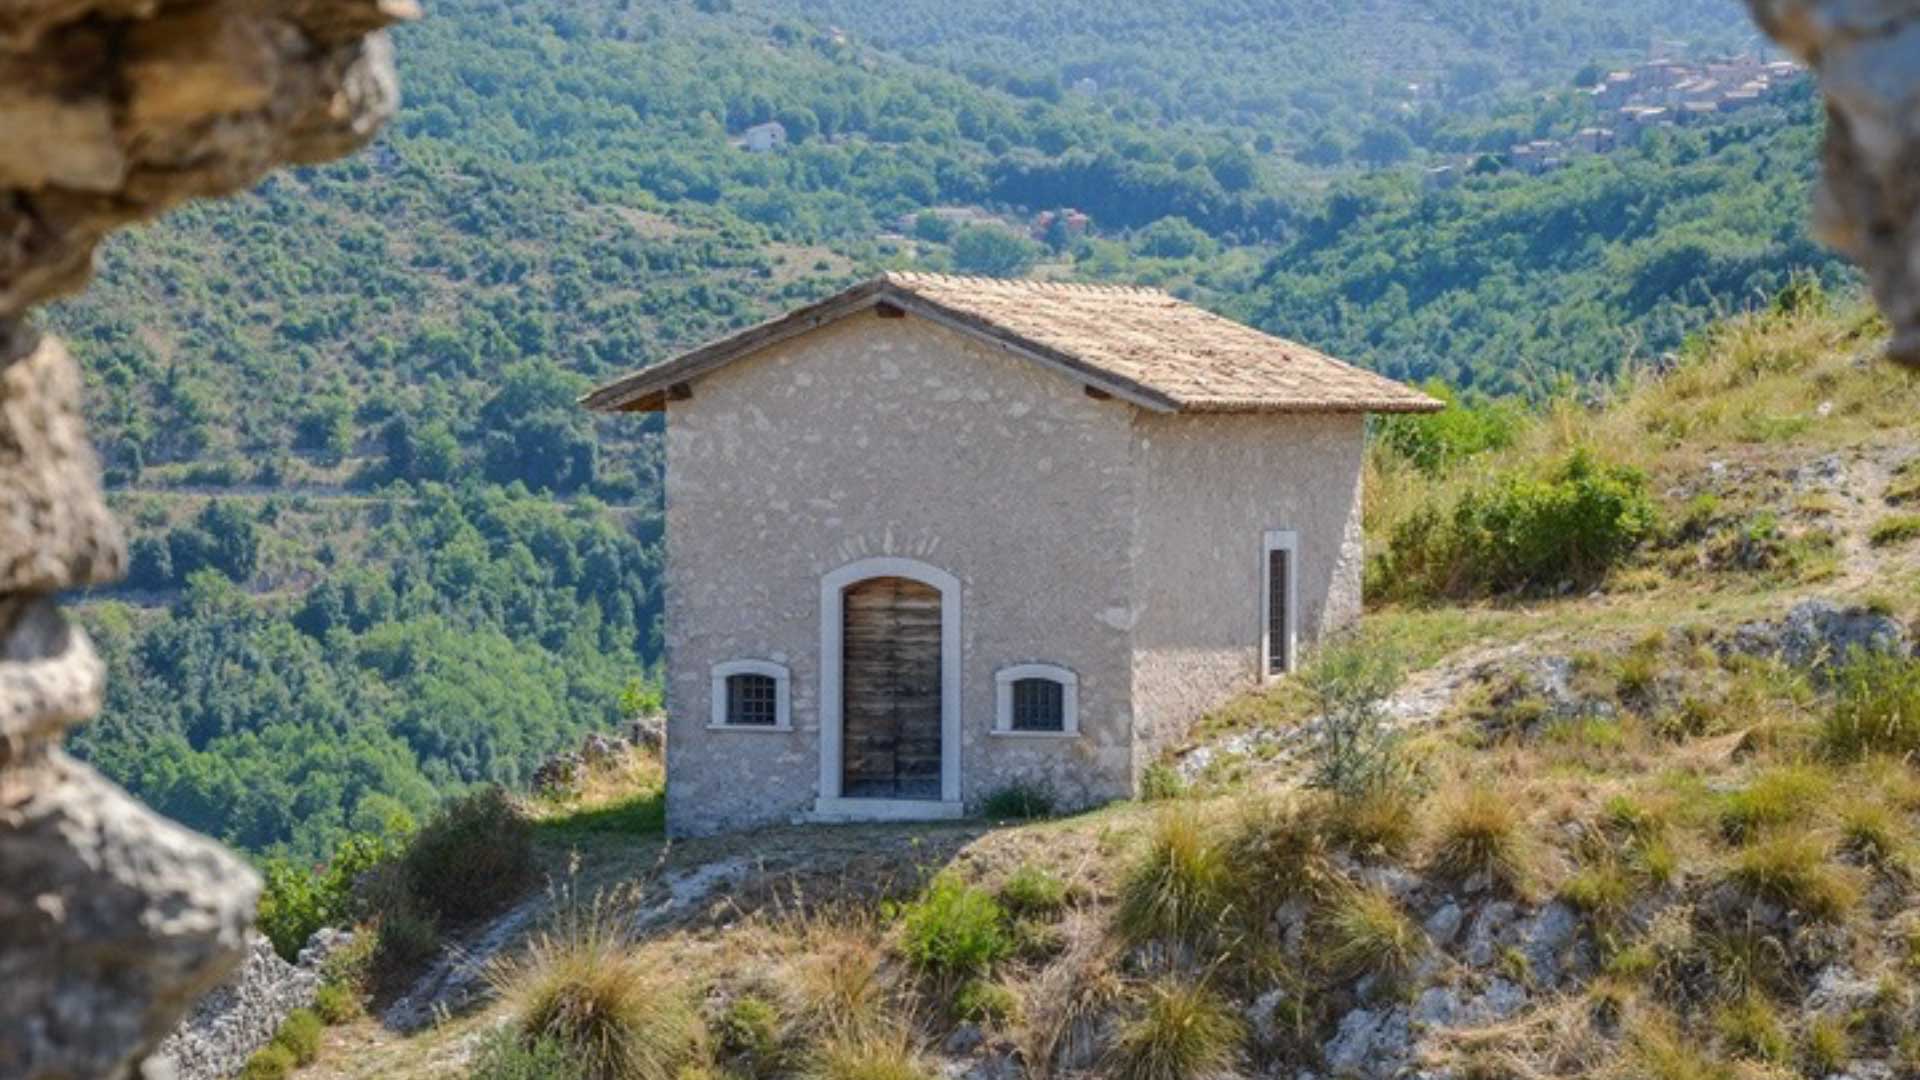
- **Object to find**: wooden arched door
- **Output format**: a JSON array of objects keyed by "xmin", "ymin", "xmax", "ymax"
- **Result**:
[{"xmin": 840, "ymin": 576, "xmax": 943, "ymax": 799}]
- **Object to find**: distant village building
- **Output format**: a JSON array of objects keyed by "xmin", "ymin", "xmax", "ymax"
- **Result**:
[
  {"xmin": 1571, "ymin": 127, "xmax": 1617, "ymax": 155},
  {"xmin": 1422, "ymin": 164, "xmax": 1458, "ymax": 192},
  {"xmin": 584, "ymin": 273, "xmax": 1441, "ymax": 836},
  {"xmin": 1030, "ymin": 208, "xmax": 1091, "ymax": 242},
  {"xmin": 742, "ymin": 121, "xmax": 788, "ymax": 153},
  {"xmin": 1070, "ymin": 77, "xmax": 1100, "ymax": 96}
]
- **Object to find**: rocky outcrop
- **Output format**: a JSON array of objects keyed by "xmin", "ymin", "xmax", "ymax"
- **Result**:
[
  {"xmin": 0, "ymin": 1, "xmax": 411, "ymax": 1078},
  {"xmin": 1746, "ymin": 0, "xmax": 1920, "ymax": 364},
  {"xmin": 1723, "ymin": 598, "xmax": 1910, "ymax": 669}
]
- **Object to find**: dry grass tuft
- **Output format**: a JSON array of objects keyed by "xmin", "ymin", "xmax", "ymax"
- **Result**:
[
  {"xmin": 1429, "ymin": 784, "xmax": 1536, "ymax": 895},
  {"xmin": 1319, "ymin": 885, "xmax": 1426, "ymax": 983},
  {"xmin": 1107, "ymin": 977, "xmax": 1245, "ymax": 1080},
  {"xmin": 1725, "ymin": 828, "xmax": 1859, "ymax": 923},
  {"xmin": 1118, "ymin": 807, "xmax": 1234, "ymax": 946}
]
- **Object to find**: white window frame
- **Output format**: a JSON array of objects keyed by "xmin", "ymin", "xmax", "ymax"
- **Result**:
[
  {"xmin": 708, "ymin": 659, "xmax": 793, "ymax": 732},
  {"xmin": 992, "ymin": 664, "xmax": 1080, "ymax": 738},
  {"xmin": 1262, "ymin": 530, "xmax": 1299, "ymax": 682}
]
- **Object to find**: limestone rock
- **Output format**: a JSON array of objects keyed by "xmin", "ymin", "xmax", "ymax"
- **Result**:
[
  {"xmin": 0, "ymin": 0, "xmax": 415, "ymax": 316},
  {"xmin": 1746, "ymin": 0, "xmax": 1920, "ymax": 364},
  {"xmin": 1723, "ymin": 599, "xmax": 1909, "ymax": 669},
  {"xmin": 0, "ymin": 752, "xmax": 259, "ymax": 1080},
  {"xmin": 0, "ymin": 329, "xmax": 124, "ymax": 594}
]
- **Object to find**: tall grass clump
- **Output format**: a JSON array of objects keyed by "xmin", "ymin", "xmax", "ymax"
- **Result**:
[
  {"xmin": 1118, "ymin": 807, "xmax": 1233, "ymax": 947},
  {"xmin": 1108, "ymin": 977, "xmax": 1245, "ymax": 1080},
  {"xmin": 803, "ymin": 1026, "xmax": 931, "ymax": 1080},
  {"xmin": 1373, "ymin": 446, "xmax": 1657, "ymax": 601},
  {"xmin": 1429, "ymin": 784, "xmax": 1534, "ymax": 895},
  {"xmin": 1319, "ymin": 886, "xmax": 1426, "ymax": 983},
  {"xmin": 896, "ymin": 874, "xmax": 1010, "ymax": 978},
  {"xmin": 487, "ymin": 890, "xmax": 700, "ymax": 1080},
  {"xmin": 405, "ymin": 785, "xmax": 536, "ymax": 923},
  {"xmin": 1824, "ymin": 651, "xmax": 1920, "ymax": 761},
  {"xmin": 1725, "ymin": 828, "xmax": 1859, "ymax": 922}
]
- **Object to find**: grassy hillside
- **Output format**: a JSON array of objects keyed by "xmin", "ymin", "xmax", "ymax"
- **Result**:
[
  {"xmin": 271, "ymin": 298, "xmax": 1920, "ymax": 1080},
  {"xmin": 51, "ymin": 0, "xmax": 1840, "ymax": 861}
]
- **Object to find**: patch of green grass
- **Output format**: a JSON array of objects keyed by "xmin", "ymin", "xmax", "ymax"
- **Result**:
[
  {"xmin": 804, "ymin": 1027, "xmax": 931, "ymax": 1080},
  {"xmin": 980, "ymin": 782, "xmax": 1056, "ymax": 821},
  {"xmin": 1725, "ymin": 828, "xmax": 1859, "ymax": 922},
  {"xmin": 1870, "ymin": 513, "xmax": 1920, "ymax": 547},
  {"xmin": 1319, "ymin": 886, "xmax": 1426, "ymax": 983},
  {"xmin": 951, "ymin": 978, "xmax": 1019, "ymax": 1024},
  {"xmin": 1630, "ymin": 1014, "xmax": 1738, "ymax": 1080},
  {"xmin": 719, "ymin": 995, "xmax": 784, "ymax": 1073},
  {"xmin": 1718, "ymin": 763, "xmax": 1831, "ymax": 842},
  {"xmin": 897, "ymin": 875, "xmax": 1011, "ymax": 978},
  {"xmin": 1108, "ymin": 978, "xmax": 1245, "ymax": 1080},
  {"xmin": 1824, "ymin": 651, "xmax": 1920, "ymax": 761},
  {"xmin": 1713, "ymin": 993, "xmax": 1788, "ymax": 1062},
  {"xmin": 997, "ymin": 863, "xmax": 1068, "ymax": 918},
  {"xmin": 240, "ymin": 1043, "xmax": 296, "ymax": 1080},
  {"xmin": 1139, "ymin": 762, "xmax": 1188, "ymax": 802},
  {"xmin": 1837, "ymin": 797, "xmax": 1908, "ymax": 869},
  {"xmin": 1118, "ymin": 808, "xmax": 1233, "ymax": 946},
  {"xmin": 1327, "ymin": 786, "xmax": 1421, "ymax": 859},
  {"xmin": 470, "ymin": 1029, "xmax": 588, "ymax": 1080},
  {"xmin": 1563, "ymin": 855, "xmax": 1636, "ymax": 925},
  {"xmin": 533, "ymin": 788, "xmax": 667, "ymax": 839},
  {"xmin": 273, "ymin": 1008, "xmax": 323, "ymax": 1066},
  {"xmin": 1803, "ymin": 1014, "xmax": 1851, "ymax": 1076},
  {"xmin": 313, "ymin": 982, "xmax": 360, "ymax": 1025}
]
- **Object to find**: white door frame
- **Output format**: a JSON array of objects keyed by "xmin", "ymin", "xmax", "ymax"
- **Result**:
[
  {"xmin": 1261, "ymin": 529, "xmax": 1299, "ymax": 682},
  {"xmin": 813, "ymin": 556, "xmax": 963, "ymax": 820}
]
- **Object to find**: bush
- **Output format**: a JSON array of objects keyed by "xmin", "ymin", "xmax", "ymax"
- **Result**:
[
  {"xmin": 897, "ymin": 875, "xmax": 1011, "ymax": 978},
  {"xmin": 240, "ymin": 1043, "xmax": 295, "ymax": 1080},
  {"xmin": 980, "ymin": 782, "xmax": 1055, "ymax": 821},
  {"xmin": 1300, "ymin": 641, "xmax": 1410, "ymax": 800},
  {"xmin": 719, "ymin": 995, "xmax": 784, "ymax": 1074},
  {"xmin": 997, "ymin": 864, "xmax": 1068, "ymax": 918},
  {"xmin": 257, "ymin": 830, "xmax": 399, "ymax": 961},
  {"xmin": 274, "ymin": 1008, "xmax": 324, "ymax": 1065},
  {"xmin": 1824, "ymin": 651, "xmax": 1920, "ymax": 761},
  {"xmin": 1376, "ymin": 382, "xmax": 1524, "ymax": 475},
  {"xmin": 470, "ymin": 1028, "xmax": 587, "ymax": 1080},
  {"xmin": 951, "ymin": 978, "xmax": 1019, "ymax": 1024},
  {"xmin": 1376, "ymin": 447, "xmax": 1657, "ymax": 600},
  {"xmin": 1139, "ymin": 762, "xmax": 1187, "ymax": 802},
  {"xmin": 404, "ymin": 786, "xmax": 535, "ymax": 923},
  {"xmin": 313, "ymin": 982, "xmax": 360, "ymax": 1025},
  {"xmin": 1109, "ymin": 978, "xmax": 1245, "ymax": 1080},
  {"xmin": 1118, "ymin": 808, "xmax": 1233, "ymax": 946},
  {"xmin": 487, "ymin": 891, "xmax": 701, "ymax": 1080},
  {"xmin": 1224, "ymin": 797, "xmax": 1335, "ymax": 924},
  {"xmin": 1718, "ymin": 764, "xmax": 1830, "ymax": 841}
]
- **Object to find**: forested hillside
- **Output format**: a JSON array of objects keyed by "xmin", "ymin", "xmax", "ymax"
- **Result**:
[
  {"xmin": 50, "ymin": 0, "xmax": 1841, "ymax": 859},
  {"xmin": 753, "ymin": 0, "xmax": 1760, "ymax": 155}
]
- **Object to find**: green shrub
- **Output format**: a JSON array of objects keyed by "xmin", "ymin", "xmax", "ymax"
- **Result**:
[
  {"xmin": 1713, "ymin": 993, "xmax": 1787, "ymax": 1062},
  {"xmin": 1718, "ymin": 764, "xmax": 1830, "ymax": 841},
  {"xmin": 469, "ymin": 1029, "xmax": 588, "ymax": 1080},
  {"xmin": 980, "ymin": 782, "xmax": 1055, "ymax": 820},
  {"xmin": 274, "ymin": 1008, "xmax": 324, "ymax": 1065},
  {"xmin": 897, "ymin": 875, "xmax": 1011, "ymax": 978},
  {"xmin": 1300, "ymin": 641, "xmax": 1411, "ymax": 800},
  {"xmin": 1223, "ymin": 797, "xmax": 1335, "ymax": 924},
  {"xmin": 1139, "ymin": 762, "xmax": 1187, "ymax": 802},
  {"xmin": 1375, "ymin": 447, "xmax": 1658, "ymax": 600},
  {"xmin": 372, "ymin": 882, "xmax": 442, "ymax": 986},
  {"xmin": 257, "ymin": 830, "xmax": 399, "ymax": 961},
  {"xmin": 951, "ymin": 978, "xmax": 1019, "ymax": 1024},
  {"xmin": 1376, "ymin": 382, "xmax": 1525, "ymax": 475},
  {"xmin": 240, "ymin": 1043, "xmax": 296, "ymax": 1080},
  {"xmin": 997, "ymin": 864, "xmax": 1068, "ymax": 918},
  {"xmin": 1118, "ymin": 808, "xmax": 1233, "ymax": 946},
  {"xmin": 404, "ymin": 786, "xmax": 535, "ymax": 923},
  {"xmin": 719, "ymin": 995, "xmax": 784, "ymax": 1073},
  {"xmin": 1109, "ymin": 978, "xmax": 1245, "ymax": 1080},
  {"xmin": 313, "ymin": 982, "xmax": 360, "ymax": 1025},
  {"xmin": 1824, "ymin": 651, "xmax": 1920, "ymax": 761}
]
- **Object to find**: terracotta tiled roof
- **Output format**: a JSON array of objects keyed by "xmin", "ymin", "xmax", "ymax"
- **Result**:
[{"xmin": 581, "ymin": 273, "xmax": 1443, "ymax": 415}]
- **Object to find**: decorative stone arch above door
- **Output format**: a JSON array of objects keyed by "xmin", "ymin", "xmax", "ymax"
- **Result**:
[{"xmin": 815, "ymin": 556, "xmax": 963, "ymax": 819}]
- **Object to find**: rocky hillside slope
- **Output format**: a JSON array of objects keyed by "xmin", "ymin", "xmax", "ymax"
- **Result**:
[{"xmin": 289, "ymin": 298, "xmax": 1920, "ymax": 1080}]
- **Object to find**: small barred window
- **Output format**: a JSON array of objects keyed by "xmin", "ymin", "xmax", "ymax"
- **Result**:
[
  {"xmin": 1010, "ymin": 678, "xmax": 1066, "ymax": 732},
  {"xmin": 727, "ymin": 673, "xmax": 779, "ymax": 726}
]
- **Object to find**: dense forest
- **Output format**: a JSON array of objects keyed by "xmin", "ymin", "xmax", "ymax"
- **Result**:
[{"xmin": 49, "ymin": 0, "xmax": 1841, "ymax": 858}]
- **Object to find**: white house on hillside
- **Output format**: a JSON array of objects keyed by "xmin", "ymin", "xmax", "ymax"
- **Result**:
[{"xmin": 585, "ymin": 274, "xmax": 1441, "ymax": 836}]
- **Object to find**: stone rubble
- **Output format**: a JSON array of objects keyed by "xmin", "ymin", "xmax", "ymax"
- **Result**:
[{"xmin": 148, "ymin": 936, "xmax": 321, "ymax": 1080}]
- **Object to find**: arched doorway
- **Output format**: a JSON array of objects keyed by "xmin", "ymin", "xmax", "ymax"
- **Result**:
[{"xmin": 817, "ymin": 557, "xmax": 962, "ymax": 816}]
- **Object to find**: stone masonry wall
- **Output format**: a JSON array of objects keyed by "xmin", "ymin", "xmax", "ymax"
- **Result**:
[
  {"xmin": 1129, "ymin": 411, "xmax": 1366, "ymax": 758},
  {"xmin": 661, "ymin": 313, "xmax": 1139, "ymax": 835}
]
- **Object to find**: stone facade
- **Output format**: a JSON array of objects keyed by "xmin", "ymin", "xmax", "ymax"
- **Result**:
[{"xmin": 660, "ymin": 312, "xmax": 1368, "ymax": 836}]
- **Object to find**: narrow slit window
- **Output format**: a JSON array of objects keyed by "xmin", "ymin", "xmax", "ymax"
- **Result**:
[
  {"xmin": 1267, "ymin": 548, "xmax": 1290, "ymax": 675},
  {"xmin": 1010, "ymin": 678, "xmax": 1066, "ymax": 732},
  {"xmin": 727, "ymin": 673, "xmax": 779, "ymax": 726}
]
